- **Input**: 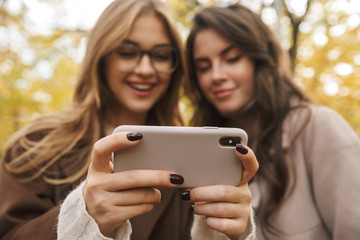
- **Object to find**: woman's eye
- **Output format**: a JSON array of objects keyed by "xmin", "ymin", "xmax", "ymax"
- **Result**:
[
  {"xmin": 196, "ymin": 65, "xmax": 210, "ymax": 73},
  {"xmin": 117, "ymin": 50, "xmax": 138, "ymax": 59},
  {"xmin": 152, "ymin": 53, "xmax": 171, "ymax": 62},
  {"xmin": 115, "ymin": 45, "xmax": 139, "ymax": 59},
  {"xmin": 195, "ymin": 61, "xmax": 211, "ymax": 73},
  {"xmin": 227, "ymin": 55, "xmax": 241, "ymax": 63}
]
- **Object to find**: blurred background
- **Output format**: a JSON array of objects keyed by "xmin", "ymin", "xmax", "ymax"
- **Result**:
[{"xmin": 1, "ymin": 0, "xmax": 360, "ymax": 156}]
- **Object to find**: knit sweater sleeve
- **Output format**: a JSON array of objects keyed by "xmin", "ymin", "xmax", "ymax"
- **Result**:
[
  {"xmin": 190, "ymin": 205, "xmax": 256, "ymax": 240},
  {"xmin": 57, "ymin": 181, "xmax": 132, "ymax": 240}
]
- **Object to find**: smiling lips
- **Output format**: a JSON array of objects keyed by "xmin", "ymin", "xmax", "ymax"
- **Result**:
[
  {"xmin": 129, "ymin": 82, "xmax": 154, "ymax": 91},
  {"xmin": 127, "ymin": 82, "xmax": 156, "ymax": 97},
  {"xmin": 213, "ymin": 88, "xmax": 235, "ymax": 99}
]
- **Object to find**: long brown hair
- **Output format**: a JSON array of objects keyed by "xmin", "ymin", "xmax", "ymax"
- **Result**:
[
  {"xmin": 2, "ymin": 0, "xmax": 185, "ymax": 185},
  {"xmin": 185, "ymin": 4, "xmax": 311, "ymax": 238}
]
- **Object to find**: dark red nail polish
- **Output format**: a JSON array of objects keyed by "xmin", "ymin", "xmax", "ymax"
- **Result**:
[
  {"xmin": 127, "ymin": 132, "xmax": 143, "ymax": 141},
  {"xmin": 170, "ymin": 174, "xmax": 184, "ymax": 185},
  {"xmin": 236, "ymin": 143, "xmax": 248, "ymax": 155},
  {"xmin": 181, "ymin": 191, "xmax": 190, "ymax": 201}
]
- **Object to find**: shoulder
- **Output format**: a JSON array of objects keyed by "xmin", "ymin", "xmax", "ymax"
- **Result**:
[
  {"xmin": 306, "ymin": 104, "xmax": 358, "ymax": 141},
  {"xmin": 286, "ymin": 103, "xmax": 360, "ymax": 154},
  {"xmin": 286, "ymin": 102, "xmax": 356, "ymax": 135},
  {"xmin": 282, "ymin": 102, "xmax": 359, "ymax": 149}
]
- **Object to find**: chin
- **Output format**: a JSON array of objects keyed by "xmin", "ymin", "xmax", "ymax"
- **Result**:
[
  {"xmin": 217, "ymin": 105, "xmax": 245, "ymax": 118},
  {"xmin": 216, "ymin": 99, "xmax": 253, "ymax": 117},
  {"xmin": 134, "ymin": 106, "xmax": 153, "ymax": 114},
  {"xmin": 218, "ymin": 109, "xmax": 237, "ymax": 117}
]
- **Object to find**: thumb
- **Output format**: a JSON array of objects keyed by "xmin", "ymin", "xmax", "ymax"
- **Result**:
[
  {"xmin": 88, "ymin": 131, "xmax": 142, "ymax": 174},
  {"xmin": 235, "ymin": 144, "xmax": 259, "ymax": 185}
]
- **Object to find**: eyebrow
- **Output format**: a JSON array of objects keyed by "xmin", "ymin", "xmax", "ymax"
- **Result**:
[
  {"xmin": 220, "ymin": 45, "xmax": 235, "ymax": 56},
  {"xmin": 122, "ymin": 39, "xmax": 172, "ymax": 49},
  {"xmin": 195, "ymin": 45, "xmax": 235, "ymax": 62}
]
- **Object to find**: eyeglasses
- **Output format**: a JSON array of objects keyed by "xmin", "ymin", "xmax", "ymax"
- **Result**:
[{"xmin": 112, "ymin": 43, "xmax": 180, "ymax": 74}]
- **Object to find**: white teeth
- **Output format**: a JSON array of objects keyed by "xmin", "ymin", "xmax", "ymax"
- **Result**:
[{"xmin": 129, "ymin": 83, "xmax": 153, "ymax": 91}]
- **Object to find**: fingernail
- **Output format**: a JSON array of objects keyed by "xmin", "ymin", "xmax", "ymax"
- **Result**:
[
  {"xmin": 170, "ymin": 174, "xmax": 184, "ymax": 185},
  {"xmin": 127, "ymin": 132, "xmax": 143, "ymax": 141},
  {"xmin": 181, "ymin": 191, "xmax": 190, "ymax": 201},
  {"xmin": 236, "ymin": 143, "xmax": 248, "ymax": 155},
  {"xmin": 160, "ymin": 191, "xmax": 164, "ymax": 202},
  {"xmin": 191, "ymin": 204, "xmax": 195, "ymax": 213}
]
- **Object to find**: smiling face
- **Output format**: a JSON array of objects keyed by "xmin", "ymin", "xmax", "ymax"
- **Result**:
[
  {"xmin": 105, "ymin": 12, "xmax": 173, "ymax": 124},
  {"xmin": 193, "ymin": 28, "xmax": 255, "ymax": 117}
]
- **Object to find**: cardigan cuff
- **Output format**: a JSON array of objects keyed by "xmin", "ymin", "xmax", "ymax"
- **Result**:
[
  {"xmin": 191, "ymin": 205, "xmax": 256, "ymax": 240},
  {"xmin": 239, "ymin": 206, "xmax": 256, "ymax": 240},
  {"xmin": 57, "ymin": 181, "xmax": 132, "ymax": 240}
]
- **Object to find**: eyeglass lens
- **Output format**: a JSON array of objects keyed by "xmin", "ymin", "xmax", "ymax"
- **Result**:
[{"xmin": 114, "ymin": 43, "xmax": 179, "ymax": 74}]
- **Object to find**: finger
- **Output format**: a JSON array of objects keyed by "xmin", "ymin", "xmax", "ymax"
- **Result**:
[
  {"xmin": 105, "ymin": 170, "xmax": 184, "ymax": 191},
  {"xmin": 235, "ymin": 144, "xmax": 259, "ymax": 185},
  {"xmin": 84, "ymin": 186, "xmax": 161, "ymax": 231},
  {"xmin": 111, "ymin": 187, "xmax": 162, "ymax": 206},
  {"xmin": 206, "ymin": 217, "xmax": 248, "ymax": 237},
  {"xmin": 183, "ymin": 185, "xmax": 250, "ymax": 203},
  {"xmin": 194, "ymin": 202, "xmax": 246, "ymax": 218},
  {"xmin": 90, "ymin": 131, "xmax": 141, "ymax": 173},
  {"xmin": 95, "ymin": 203, "xmax": 155, "ymax": 234}
]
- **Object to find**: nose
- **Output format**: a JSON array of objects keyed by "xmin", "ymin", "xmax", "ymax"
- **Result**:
[
  {"xmin": 134, "ymin": 54, "xmax": 155, "ymax": 76},
  {"xmin": 211, "ymin": 62, "xmax": 226, "ymax": 84}
]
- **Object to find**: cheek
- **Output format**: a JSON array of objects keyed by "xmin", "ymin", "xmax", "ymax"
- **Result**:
[
  {"xmin": 234, "ymin": 64, "xmax": 255, "ymax": 94},
  {"xmin": 197, "ymin": 75, "xmax": 211, "ymax": 93},
  {"xmin": 105, "ymin": 60, "xmax": 120, "ymax": 88},
  {"xmin": 198, "ymin": 78, "xmax": 215, "ymax": 103},
  {"xmin": 156, "ymin": 74, "xmax": 173, "ymax": 98},
  {"xmin": 245, "ymin": 69, "xmax": 255, "ymax": 96},
  {"xmin": 159, "ymin": 74, "xmax": 172, "ymax": 88},
  {"xmin": 107, "ymin": 70, "xmax": 126, "ymax": 94},
  {"xmin": 239, "ymin": 71, "xmax": 254, "ymax": 90}
]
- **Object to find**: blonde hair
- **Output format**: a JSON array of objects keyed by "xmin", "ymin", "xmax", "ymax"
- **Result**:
[{"xmin": 2, "ymin": 0, "xmax": 185, "ymax": 185}]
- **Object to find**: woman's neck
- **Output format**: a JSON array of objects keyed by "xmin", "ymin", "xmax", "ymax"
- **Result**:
[
  {"xmin": 107, "ymin": 111, "xmax": 148, "ymax": 129},
  {"xmin": 223, "ymin": 101, "xmax": 260, "ymax": 148}
]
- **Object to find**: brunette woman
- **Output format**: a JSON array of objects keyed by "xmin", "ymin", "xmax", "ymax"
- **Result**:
[{"xmin": 186, "ymin": 4, "xmax": 360, "ymax": 240}]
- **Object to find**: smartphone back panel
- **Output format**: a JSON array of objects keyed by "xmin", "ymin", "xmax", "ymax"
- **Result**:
[{"xmin": 113, "ymin": 125, "xmax": 247, "ymax": 187}]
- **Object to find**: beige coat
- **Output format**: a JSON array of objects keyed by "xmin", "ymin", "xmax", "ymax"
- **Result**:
[{"xmin": 250, "ymin": 104, "xmax": 360, "ymax": 239}]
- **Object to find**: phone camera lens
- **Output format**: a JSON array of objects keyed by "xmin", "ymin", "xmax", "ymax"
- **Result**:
[{"xmin": 219, "ymin": 136, "xmax": 241, "ymax": 147}]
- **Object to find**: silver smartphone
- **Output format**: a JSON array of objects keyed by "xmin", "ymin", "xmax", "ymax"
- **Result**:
[{"xmin": 112, "ymin": 125, "xmax": 247, "ymax": 187}]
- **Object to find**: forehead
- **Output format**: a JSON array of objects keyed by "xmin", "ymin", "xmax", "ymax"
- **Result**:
[
  {"xmin": 193, "ymin": 28, "xmax": 233, "ymax": 58},
  {"xmin": 126, "ymin": 12, "xmax": 171, "ymax": 49}
]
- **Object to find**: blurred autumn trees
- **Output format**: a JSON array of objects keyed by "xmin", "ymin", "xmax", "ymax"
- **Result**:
[
  {"xmin": 0, "ymin": 0, "xmax": 86, "ymax": 153},
  {"xmin": 1, "ymin": 0, "xmax": 360, "ymax": 154}
]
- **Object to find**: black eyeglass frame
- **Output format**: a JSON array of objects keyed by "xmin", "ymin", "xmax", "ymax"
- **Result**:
[{"xmin": 111, "ymin": 43, "xmax": 180, "ymax": 74}]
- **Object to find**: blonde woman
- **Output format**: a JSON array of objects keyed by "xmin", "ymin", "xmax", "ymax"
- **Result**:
[{"xmin": 0, "ymin": 1, "xmax": 258, "ymax": 239}]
